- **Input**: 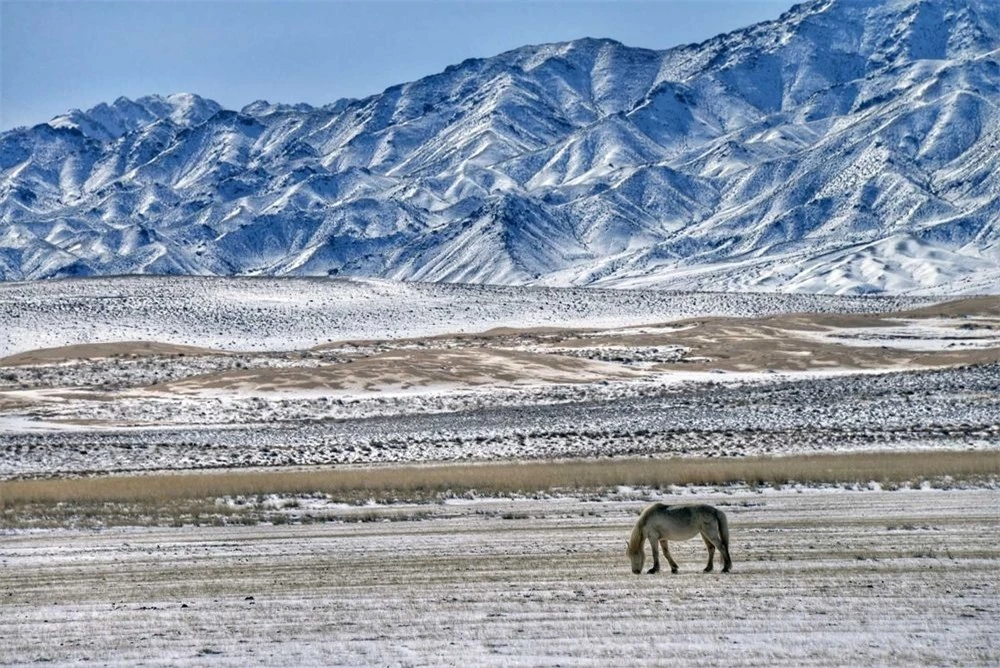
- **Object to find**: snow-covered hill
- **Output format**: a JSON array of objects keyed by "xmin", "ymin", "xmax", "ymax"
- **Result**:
[{"xmin": 2, "ymin": 0, "xmax": 999, "ymax": 294}]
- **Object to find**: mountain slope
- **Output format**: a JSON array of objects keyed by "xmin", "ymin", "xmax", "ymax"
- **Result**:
[{"xmin": 1, "ymin": 0, "xmax": 999, "ymax": 294}]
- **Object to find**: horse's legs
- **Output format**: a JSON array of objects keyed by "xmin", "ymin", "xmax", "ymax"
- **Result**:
[
  {"xmin": 647, "ymin": 534, "xmax": 661, "ymax": 574},
  {"xmin": 659, "ymin": 539, "xmax": 679, "ymax": 574},
  {"xmin": 701, "ymin": 533, "xmax": 716, "ymax": 572},
  {"xmin": 703, "ymin": 525, "xmax": 731, "ymax": 573}
]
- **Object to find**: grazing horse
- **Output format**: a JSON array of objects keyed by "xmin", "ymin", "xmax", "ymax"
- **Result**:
[{"xmin": 626, "ymin": 503, "xmax": 731, "ymax": 574}]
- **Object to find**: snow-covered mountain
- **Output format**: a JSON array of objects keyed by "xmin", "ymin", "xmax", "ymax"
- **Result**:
[{"xmin": 2, "ymin": 0, "xmax": 999, "ymax": 294}]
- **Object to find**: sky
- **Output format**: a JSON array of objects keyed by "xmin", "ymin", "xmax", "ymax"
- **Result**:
[{"xmin": 0, "ymin": 0, "xmax": 792, "ymax": 130}]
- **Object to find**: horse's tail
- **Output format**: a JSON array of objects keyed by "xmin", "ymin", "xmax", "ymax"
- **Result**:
[{"xmin": 715, "ymin": 507, "xmax": 730, "ymax": 552}]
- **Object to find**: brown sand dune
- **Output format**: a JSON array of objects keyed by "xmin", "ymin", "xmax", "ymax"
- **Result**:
[
  {"xmin": 146, "ymin": 347, "xmax": 644, "ymax": 395},
  {"xmin": 516, "ymin": 296, "xmax": 1000, "ymax": 372},
  {"xmin": 645, "ymin": 321, "xmax": 1000, "ymax": 372},
  {"xmin": 896, "ymin": 295, "xmax": 1000, "ymax": 318},
  {"xmin": 5, "ymin": 297, "xmax": 998, "ymax": 389},
  {"xmin": 0, "ymin": 341, "xmax": 224, "ymax": 367}
]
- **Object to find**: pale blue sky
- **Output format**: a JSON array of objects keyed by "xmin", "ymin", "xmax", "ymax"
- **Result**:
[{"xmin": 1, "ymin": 0, "xmax": 792, "ymax": 130}]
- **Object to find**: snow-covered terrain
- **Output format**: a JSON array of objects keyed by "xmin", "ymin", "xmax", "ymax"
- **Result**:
[
  {"xmin": 2, "ymin": 488, "xmax": 997, "ymax": 665},
  {"xmin": 0, "ymin": 276, "xmax": 933, "ymax": 358},
  {"xmin": 3, "ymin": 363, "xmax": 998, "ymax": 477},
  {"xmin": 0, "ymin": 278, "xmax": 996, "ymax": 479},
  {"xmin": 2, "ymin": 0, "xmax": 999, "ymax": 294}
]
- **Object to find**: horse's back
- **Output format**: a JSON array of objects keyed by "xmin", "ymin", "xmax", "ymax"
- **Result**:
[
  {"xmin": 641, "ymin": 503, "xmax": 722, "ymax": 527},
  {"xmin": 659, "ymin": 503, "xmax": 719, "ymax": 519},
  {"xmin": 645, "ymin": 503, "xmax": 719, "ymax": 540}
]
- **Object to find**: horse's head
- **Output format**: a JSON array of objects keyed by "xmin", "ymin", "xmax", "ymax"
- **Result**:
[{"xmin": 626, "ymin": 540, "xmax": 644, "ymax": 574}]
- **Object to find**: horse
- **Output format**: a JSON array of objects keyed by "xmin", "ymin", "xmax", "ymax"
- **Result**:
[{"xmin": 625, "ymin": 502, "xmax": 731, "ymax": 574}]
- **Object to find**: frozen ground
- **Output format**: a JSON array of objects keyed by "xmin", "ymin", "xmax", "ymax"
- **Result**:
[{"xmin": 1, "ymin": 488, "xmax": 996, "ymax": 666}]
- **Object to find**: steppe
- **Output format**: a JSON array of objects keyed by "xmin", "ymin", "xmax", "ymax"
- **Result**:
[{"xmin": 1, "ymin": 278, "xmax": 997, "ymax": 665}]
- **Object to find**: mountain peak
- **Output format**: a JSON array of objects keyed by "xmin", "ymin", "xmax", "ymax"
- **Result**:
[
  {"xmin": 3, "ymin": 0, "xmax": 999, "ymax": 294},
  {"xmin": 47, "ymin": 92, "xmax": 222, "ymax": 140},
  {"xmin": 240, "ymin": 100, "xmax": 316, "ymax": 116}
]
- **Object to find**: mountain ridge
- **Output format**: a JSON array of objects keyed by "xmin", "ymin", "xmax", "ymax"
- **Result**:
[{"xmin": 2, "ymin": 0, "xmax": 999, "ymax": 294}]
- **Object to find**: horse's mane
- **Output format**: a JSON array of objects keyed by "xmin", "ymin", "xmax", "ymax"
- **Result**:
[{"xmin": 627, "ymin": 503, "xmax": 664, "ymax": 556}]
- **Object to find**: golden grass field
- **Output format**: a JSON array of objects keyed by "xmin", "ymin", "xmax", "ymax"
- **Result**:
[{"xmin": 3, "ymin": 451, "xmax": 997, "ymax": 529}]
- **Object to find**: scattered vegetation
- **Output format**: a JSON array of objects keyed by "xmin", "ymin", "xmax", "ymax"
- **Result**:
[{"xmin": 2, "ymin": 451, "xmax": 996, "ymax": 529}]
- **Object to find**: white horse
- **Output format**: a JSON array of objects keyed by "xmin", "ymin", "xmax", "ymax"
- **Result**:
[{"xmin": 626, "ymin": 503, "xmax": 731, "ymax": 574}]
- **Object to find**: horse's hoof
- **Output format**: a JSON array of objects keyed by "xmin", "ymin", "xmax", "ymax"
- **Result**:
[
  {"xmin": 703, "ymin": 567, "xmax": 713, "ymax": 573},
  {"xmin": 671, "ymin": 568, "xmax": 679, "ymax": 574},
  {"xmin": 722, "ymin": 567, "xmax": 731, "ymax": 573},
  {"xmin": 646, "ymin": 568, "xmax": 659, "ymax": 575}
]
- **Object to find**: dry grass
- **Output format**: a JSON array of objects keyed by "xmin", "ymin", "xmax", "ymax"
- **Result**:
[
  {"xmin": 2, "ymin": 450, "xmax": 997, "ymax": 529},
  {"xmin": 3, "ymin": 451, "xmax": 997, "ymax": 512}
]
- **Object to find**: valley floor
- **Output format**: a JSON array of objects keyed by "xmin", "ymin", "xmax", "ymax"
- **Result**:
[{"xmin": 1, "ymin": 488, "xmax": 997, "ymax": 666}]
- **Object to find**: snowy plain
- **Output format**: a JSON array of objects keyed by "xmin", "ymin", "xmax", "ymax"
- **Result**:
[{"xmin": 1, "ymin": 488, "xmax": 997, "ymax": 666}]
